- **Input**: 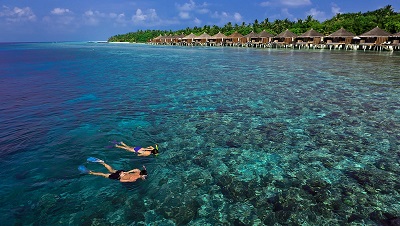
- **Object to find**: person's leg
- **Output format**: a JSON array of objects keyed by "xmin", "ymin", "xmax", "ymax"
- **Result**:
[
  {"xmin": 100, "ymin": 162, "xmax": 116, "ymax": 173},
  {"xmin": 120, "ymin": 142, "xmax": 130, "ymax": 147},
  {"xmin": 115, "ymin": 144, "xmax": 136, "ymax": 152},
  {"xmin": 115, "ymin": 144, "xmax": 130, "ymax": 150},
  {"xmin": 89, "ymin": 171, "xmax": 110, "ymax": 178}
]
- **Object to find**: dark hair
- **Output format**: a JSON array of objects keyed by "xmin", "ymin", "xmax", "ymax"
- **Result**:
[
  {"xmin": 140, "ymin": 170, "xmax": 147, "ymax": 176},
  {"xmin": 151, "ymin": 145, "xmax": 159, "ymax": 155}
]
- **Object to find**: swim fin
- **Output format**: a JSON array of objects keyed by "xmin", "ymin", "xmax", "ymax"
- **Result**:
[
  {"xmin": 87, "ymin": 157, "xmax": 104, "ymax": 163},
  {"xmin": 111, "ymin": 140, "xmax": 122, "ymax": 145},
  {"xmin": 106, "ymin": 140, "xmax": 121, "ymax": 149},
  {"xmin": 78, "ymin": 165, "xmax": 90, "ymax": 174}
]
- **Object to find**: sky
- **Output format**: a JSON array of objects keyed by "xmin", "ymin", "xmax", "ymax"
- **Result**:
[{"xmin": 1, "ymin": 0, "xmax": 399, "ymax": 42}]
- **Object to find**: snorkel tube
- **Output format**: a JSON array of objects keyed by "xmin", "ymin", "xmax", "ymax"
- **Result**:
[
  {"xmin": 152, "ymin": 144, "xmax": 159, "ymax": 157},
  {"xmin": 140, "ymin": 165, "xmax": 148, "ymax": 179}
]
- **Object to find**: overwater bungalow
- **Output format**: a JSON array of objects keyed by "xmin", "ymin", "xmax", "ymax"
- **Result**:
[
  {"xmin": 296, "ymin": 28, "xmax": 324, "ymax": 48},
  {"xmin": 209, "ymin": 32, "xmax": 227, "ymax": 46},
  {"xmin": 358, "ymin": 26, "xmax": 392, "ymax": 50},
  {"xmin": 194, "ymin": 32, "xmax": 212, "ymax": 46},
  {"xmin": 150, "ymin": 34, "xmax": 163, "ymax": 45},
  {"xmin": 273, "ymin": 29, "xmax": 298, "ymax": 48},
  {"xmin": 164, "ymin": 34, "xmax": 174, "ymax": 45},
  {"xmin": 387, "ymin": 32, "xmax": 400, "ymax": 50},
  {"xmin": 244, "ymin": 31, "xmax": 260, "ymax": 47},
  {"xmin": 226, "ymin": 31, "xmax": 244, "ymax": 46},
  {"xmin": 172, "ymin": 33, "xmax": 186, "ymax": 45},
  {"xmin": 159, "ymin": 34, "xmax": 170, "ymax": 45},
  {"xmin": 325, "ymin": 28, "xmax": 355, "ymax": 49},
  {"xmin": 167, "ymin": 34, "xmax": 176, "ymax": 45},
  {"xmin": 182, "ymin": 33, "xmax": 196, "ymax": 46},
  {"xmin": 157, "ymin": 34, "xmax": 164, "ymax": 44},
  {"xmin": 258, "ymin": 30, "xmax": 274, "ymax": 46}
]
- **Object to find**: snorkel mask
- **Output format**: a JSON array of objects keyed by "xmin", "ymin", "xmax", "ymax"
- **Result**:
[
  {"xmin": 140, "ymin": 165, "xmax": 148, "ymax": 179},
  {"xmin": 152, "ymin": 144, "xmax": 159, "ymax": 156}
]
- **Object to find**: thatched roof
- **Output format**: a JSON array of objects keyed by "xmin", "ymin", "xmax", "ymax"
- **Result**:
[
  {"xmin": 258, "ymin": 30, "xmax": 274, "ymax": 37},
  {"xmin": 228, "ymin": 31, "xmax": 244, "ymax": 38},
  {"xmin": 152, "ymin": 35, "xmax": 163, "ymax": 40},
  {"xmin": 195, "ymin": 32, "xmax": 212, "ymax": 39},
  {"xmin": 244, "ymin": 31, "xmax": 259, "ymax": 38},
  {"xmin": 275, "ymin": 29, "xmax": 298, "ymax": 38},
  {"xmin": 328, "ymin": 28, "xmax": 355, "ymax": 37},
  {"xmin": 211, "ymin": 32, "xmax": 228, "ymax": 39},
  {"xmin": 175, "ymin": 33, "xmax": 186, "ymax": 39},
  {"xmin": 392, "ymin": 31, "xmax": 400, "ymax": 37},
  {"xmin": 160, "ymin": 34, "xmax": 168, "ymax": 40},
  {"xmin": 299, "ymin": 28, "xmax": 323, "ymax": 37},
  {"xmin": 182, "ymin": 33, "xmax": 196, "ymax": 39},
  {"xmin": 359, "ymin": 26, "xmax": 392, "ymax": 37}
]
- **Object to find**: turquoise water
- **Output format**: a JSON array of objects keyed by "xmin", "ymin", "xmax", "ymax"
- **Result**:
[{"xmin": 1, "ymin": 42, "xmax": 400, "ymax": 225}]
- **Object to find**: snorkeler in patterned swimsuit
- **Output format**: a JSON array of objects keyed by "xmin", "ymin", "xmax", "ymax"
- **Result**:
[{"xmin": 115, "ymin": 141, "xmax": 159, "ymax": 157}]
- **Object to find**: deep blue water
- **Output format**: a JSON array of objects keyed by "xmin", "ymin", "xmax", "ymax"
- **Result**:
[{"xmin": 1, "ymin": 42, "xmax": 400, "ymax": 225}]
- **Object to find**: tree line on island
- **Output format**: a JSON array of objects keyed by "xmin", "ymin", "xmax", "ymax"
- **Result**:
[{"xmin": 108, "ymin": 5, "xmax": 400, "ymax": 43}]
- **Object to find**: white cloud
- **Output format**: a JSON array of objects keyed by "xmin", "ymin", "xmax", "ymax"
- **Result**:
[
  {"xmin": 132, "ymin": 8, "xmax": 159, "ymax": 23},
  {"xmin": 260, "ymin": 0, "xmax": 311, "ymax": 7},
  {"xmin": 46, "ymin": 8, "xmax": 74, "ymax": 26},
  {"xmin": 133, "ymin": 9, "xmax": 146, "ymax": 21},
  {"xmin": 306, "ymin": 8, "xmax": 326, "ymax": 21},
  {"xmin": 281, "ymin": 8, "xmax": 294, "ymax": 18},
  {"xmin": 260, "ymin": 2, "xmax": 271, "ymax": 7},
  {"xmin": 110, "ymin": 12, "xmax": 125, "ymax": 20},
  {"xmin": 211, "ymin": 11, "xmax": 243, "ymax": 24},
  {"xmin": 176, "ymin": 0, "xmax": 209, "ymax": 19},
  {"xmin": 233, "ymin": 13, "xmax": 242, "ymax": 22},
  {"xmin": 331, "ymin": 3, "xmax": 341, "ymax": 15},
  {"xmin": 267, "ymin": 8, "xmax": 296, "ymax": 21},
  {"xmin": 281, "ymin": 0, "xmax": 311, "ymax": 6},
  {"xmin": 147, "ymin": 9, "xmax": 158, "ymax": 20},
  {"xmin": 0, "ymin": 5, "xmax": 36, "ymax": 22},
  {"xmin": 179, "ymin": 11, "xmax": 190, "ymax": 19},
  {"xmin": 197, "ymin": 8, "xmax": 209, "ymax": 14},
  {"xmin": 83, "ymin": 10, "xmax": 107, "ymax": 26},
  {"xmin": 51, "ymin": 8, "xmax": 71, "ymax": 15},
  {"xmin": 109, "ymin": 12, "xmax": 127, "ymax": 26},
  {"xmin": 176, "ymin": 0, "xmax": 197, "ymax": 11},
  {"xmin": 194, "ymin": 17, "xmax": 201, "ymax": 25}
]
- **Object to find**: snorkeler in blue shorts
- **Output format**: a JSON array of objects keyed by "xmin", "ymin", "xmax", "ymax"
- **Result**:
[{"xmin": 115, "ymin": 141, "xmax": 159, "ymax": 157}]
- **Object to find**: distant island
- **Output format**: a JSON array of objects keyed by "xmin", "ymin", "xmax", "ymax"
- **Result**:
[{"xmin": 108, "ymin": 5, "xmax": 400, "ymax": 43}]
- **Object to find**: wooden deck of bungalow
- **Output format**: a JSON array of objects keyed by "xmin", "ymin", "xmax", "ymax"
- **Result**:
[
  {"xmin": 294, "ymin": 39, "xmax": 324, "ymax": 49},
  {"xmin": 381, "ymin": 39, "xmax": 400, "ymax": 51},
  {"xmin": 271, "ymin": 39, "xmax": 294, "ymax": 48},
  {"xmin": 325, "ymin": 40, "xmax": 347, "ymax": 50}
]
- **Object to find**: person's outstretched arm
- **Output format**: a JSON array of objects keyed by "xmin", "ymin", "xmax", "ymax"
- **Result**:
[{"xmin": 126, "ymin": 169, "xmax": 140, "ymax": 173}]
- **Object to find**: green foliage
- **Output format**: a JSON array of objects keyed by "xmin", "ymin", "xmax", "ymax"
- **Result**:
[{"xmin": 108, "ymin": 5, "xmax": 400, "ymax": 42}]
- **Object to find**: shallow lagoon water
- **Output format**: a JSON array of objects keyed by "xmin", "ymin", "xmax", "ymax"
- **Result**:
[{"xmin": 0, "ymin": 42, "xmax": 400, "ymax": 225}]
